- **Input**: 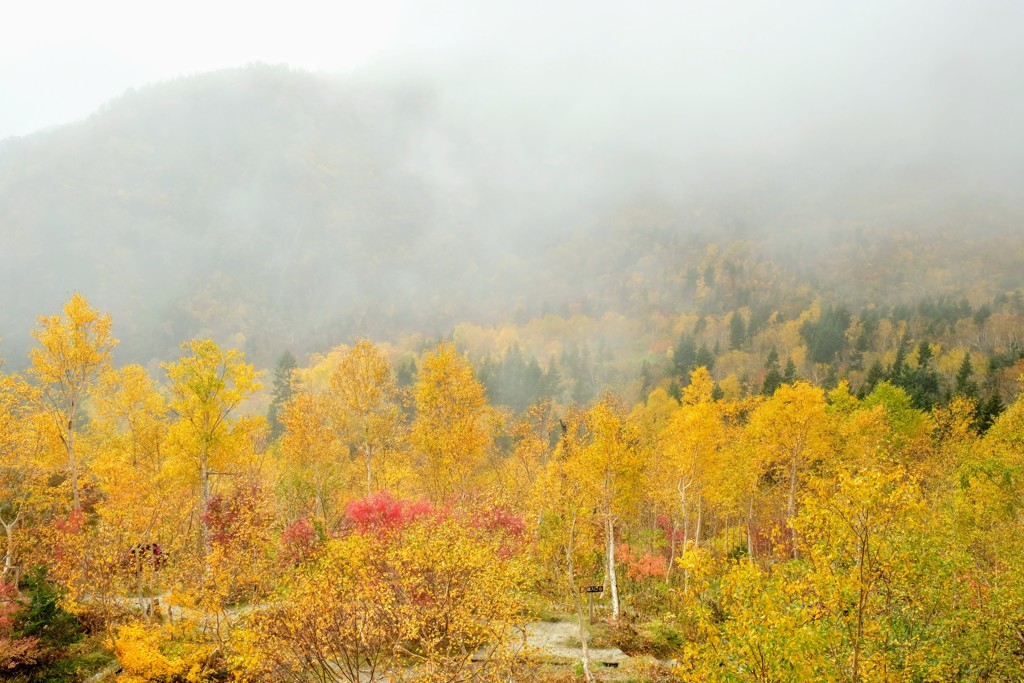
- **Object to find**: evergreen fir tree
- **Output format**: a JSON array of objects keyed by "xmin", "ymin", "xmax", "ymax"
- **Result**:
[
  {"xmin": 821, "ymin": 363, "xmax": 838, "ymax": 390},
  {"xmin": 861, "ymin": 359, "xmax": 886, "ymax": 397},
  {"xmin": 638, "ymin": 360, "xmax": 653, "ymax": 402},
  {"xmin": 889, "ymin": 335, "xmax": 909, "ymax": 385},
  {"xmin": 694, "ymin": 344, "xmax": 715, "ymax": 373},
  {"xmin": 267, "ymin": 350, "xmax": 297, "ymax": 440},
  {"xmin": 673, "ymin": 334, "xmax": 697, "ymax": 378},
  {"xmin": 762, "ymin": 347, "xmax": 783, "ymax": 396},
  {"xmin": 783, "ymin": 358, "xmax": 798, "ymax": 384},
  {"xmin": 978, "ymin": 392, "xmax": 1005, "ymax": 432},
  {"xmin": 729, "ymin": 311, "xmax": 746, "ymax": 350},
  {"xmin": 954, "ymin": 353, "xmax": 979, "ymax": 399},
  {"xmin": 801, "ymin": 305, "xmax": 852, "ymax": 364},
  {"xmin": 396, "ymin": 357, "xmax": 417, "ymax": 388},
  {"xmin": 908, "ymin": 341, "xmax": 941, "ymax": 410},
  {"xmin": 541, "ymin": 359, "xmax": 562, "ymax": 399}
]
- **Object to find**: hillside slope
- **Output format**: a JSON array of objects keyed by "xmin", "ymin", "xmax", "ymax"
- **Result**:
[{"xmin": 2, "ymin": 64, "xmax": 1023, "ymax": 368}]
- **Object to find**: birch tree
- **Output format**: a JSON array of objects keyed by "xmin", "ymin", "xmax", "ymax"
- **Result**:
[{"xmin": 27, "ymin": 293, "xmax": 116, "ymax": 509}]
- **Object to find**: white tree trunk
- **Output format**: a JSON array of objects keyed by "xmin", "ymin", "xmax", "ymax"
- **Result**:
[
  {"xmin": 747, "ymin": 496, "xmax": 755, "ymax": 557},
  {"xmin": 607, "ymin": 516, "xmax": 620, "ymax": 620},
  {"xmin": 365, "ymin": 450, "xmax": 373, "ymax": 496},
  {"xmin": 1, "ymin": 512, "xmax": 19, "ymax": 580},
  {"xmin": 666, "ymin": 517, "xmax": 677, "ymax": 581},
  {"xmin": 789, "ymin": 450, "xmax": 799, "ymax": 558},
  {"xmin": 695, "ymin": 495, "xmax": 703, "ymax": 546},
  {"xmin": 565, "ymin": 513, "xmax": 594, "ymax": 682},
  {"xmin": 65, "ymin": 398, "xmax": 81, "ymax": 510},
  {"xmin": 678, "ymin": 479, "xmax": 690, "ymax": 549},
  {"xmin": 201, "ymin": 446, "xmax": 212, "ymax": 558}
]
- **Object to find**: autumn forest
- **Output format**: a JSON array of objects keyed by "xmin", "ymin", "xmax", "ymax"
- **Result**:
[
  {"xmin": 4, "ymin": 8, "xmax": 1024, "ymax": 680},
  {"xmin": 2, "ymin": 265, "xmax": 1024, "ymax": 682}
]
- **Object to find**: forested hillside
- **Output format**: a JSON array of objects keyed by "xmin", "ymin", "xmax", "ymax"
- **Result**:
[
  {"xmin": 2, "ymin": 294, "xmax": 1024, "ymax": 681},
  {"xmin": 3, "ymin": 65, "xmax": 1023, "ymax": 372}
]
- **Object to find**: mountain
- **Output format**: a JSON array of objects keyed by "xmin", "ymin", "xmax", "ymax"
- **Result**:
[
  {"xmin": 2, "ymin": 64, "xmax": 1023, "ymax": 369},
  {"xmin": 0, "ymin": 66, "xmax": 514, "ymax": 364}
]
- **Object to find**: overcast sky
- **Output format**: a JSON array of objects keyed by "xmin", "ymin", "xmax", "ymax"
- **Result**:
[
  {"xmin": 3, "ymin": 0, "xmax": 1023, "ymax": 152},
  {"xmin": 1, "ymin": 0, "xmax": 409, "ymax": 139}
]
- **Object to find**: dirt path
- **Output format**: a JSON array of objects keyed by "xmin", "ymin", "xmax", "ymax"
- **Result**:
[{"xmin": 523, "ymin": 620, "xmax": 629, "ymax": 665}]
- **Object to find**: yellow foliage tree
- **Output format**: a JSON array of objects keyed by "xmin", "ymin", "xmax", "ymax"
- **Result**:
[
  {"xmin": 503, "ymin": 399, "xmax": 556, "ymax": 513},
  {"xmin": 277, "ymin": 389, "xmax": 346, "ymax": 525},
  {"xmin": 677, "ymin": 560, "xmax": 821, "ymax": 682},
  {"xmin": 531, "ymin": 406, "xmax": 602, "ymax": 682},
  {"xmin": 0, "ymin": 372, "xmax": 47, "ymax": 583},
  {"xmin": 27, "ymin": 293, "xmax": 117, "ymax": 510},
  {"xmin": 162, "ymin": 339, "xmax": 263, "ymax": 557},
  {"xmin": 410, "ymin": 343, "xmax": 492, "ymax": 502},
  {"xmin": 56, "ymin": 365, "xmax": 182, "ymax": 618},
  {"xmin": 328, "ymin": 340, "xmax": 404, "ymax": 495},
  {"xmin": 793, "ymin": 465, "xmax": 924, "ymax": 682},
  {"xmin": 746, "ymin": 381, "xmax": 829, "ymax": 556},
  {"xmin": 580, "ymin": 394, "xmax": 647, "ymax": 620},
  {"xmin": 659, "ymin": 368, "xmax": 728, "ymax": 556}
]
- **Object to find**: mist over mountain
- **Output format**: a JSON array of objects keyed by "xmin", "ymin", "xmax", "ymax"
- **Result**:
[
  {"xmin": 2, "ymin": 42, "xmax": 1023, "ymax": 368},
  {"xmin": 1, "ymin": 65, "xmax": 516, "ymax": 365}
]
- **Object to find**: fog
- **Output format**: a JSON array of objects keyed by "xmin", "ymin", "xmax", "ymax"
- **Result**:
[
  {"xmin": 1, "ymin": 0, "xmax": 1023, "ymax": 368},
  {"xmin": 405, "ymin": 5, "xmax": 1015, "ymax": 160}
]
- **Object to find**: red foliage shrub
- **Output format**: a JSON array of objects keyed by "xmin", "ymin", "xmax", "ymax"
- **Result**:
[
  {"xmin": 0, "ymin": 581, "xmax": 21, "ymax": 634},
  {"xmin": 53, "ymin": 509, "xmax": 86, "ymax": 535},
  {"xmin": 281, "ymin": 518, "xmax": 319, "ymax": 566},
  {"xmin": 0, "ymin": 581, "xmax": 40, "ymax": 674},
  {"xmin": 656, "ymin": 515, "xmax": 685, "ymax": 546},
  {"xmin": 618, "ymin": 543, "xmax": 669, "ymax": 581},
  {"xmin": 468, "ymin": 503, "xmax": 527, "ymax": 558},
  {"xmin": 202, "ymin": 495, "xmax": 234, "ymax": 547},
  {"xmin": 0, "ymin": 635, "xmax": 40, "ymax": 672},
  {"xmin": 345, "ymin": 492, "xmax": 435, "ymax": 536},
  {"xmin": 471, "ymin": 504, "xmax": 526, "ymax": 538}
]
